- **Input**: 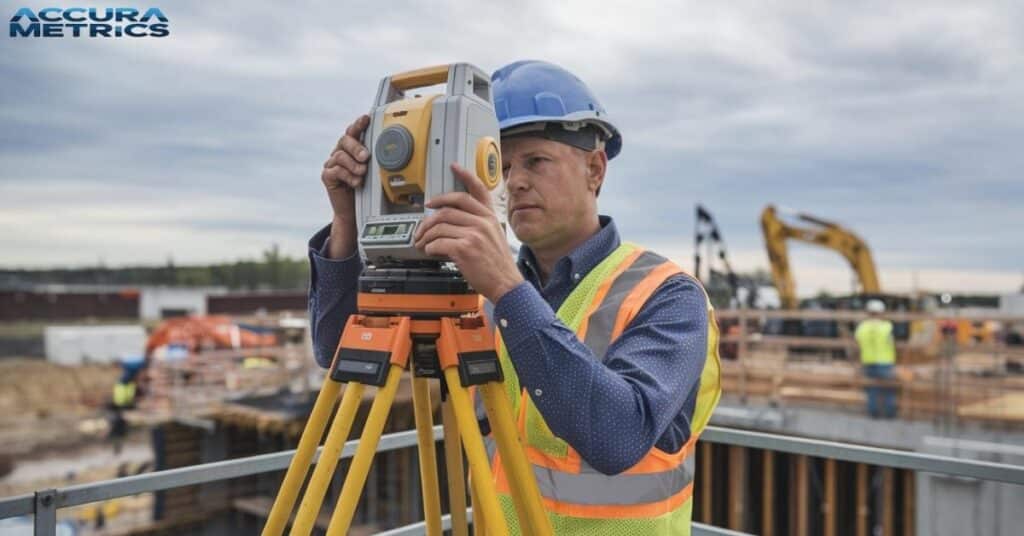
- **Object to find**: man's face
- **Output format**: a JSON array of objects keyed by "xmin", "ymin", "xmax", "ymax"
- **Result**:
[{"xmin": 500, "ymin": 136, "xmax": 602, "ymax": 251}]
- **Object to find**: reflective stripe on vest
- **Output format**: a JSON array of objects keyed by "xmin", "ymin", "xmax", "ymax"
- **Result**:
[
  {"xmin": 490, "ymin": 242, "xmax": 722, "ymax": 531},
  {"xmin": 485, "ymin": 436, "xmax": 695, "ymax": 506},
  {"xmin": 582, "ymin": 250, "xmax": 668, "ymax": 362},
  {"xmin": 532, "ymin": 449, "xmax": 695, "ymax": 506}
]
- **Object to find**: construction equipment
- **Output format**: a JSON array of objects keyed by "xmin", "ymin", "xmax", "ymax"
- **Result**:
[
  {"xmin": 760, "ymin": 205, "xmax": 881, "ymax": 310},
  {"xmin": 263, "ymin": 296, "xmax": 550, "ymax": 536},
  {"xmin": 356, "ymin": 63, "xmax": 507, "ymax": 265},
  {"xmin": 145, "ymin": 315, "xmax": 277, "ymax": 358},
  {"xmin": 263, "ymin": 63, "xmax": 551, "ymax": 536},
  {"xmin": 695, "ymin": 204, "xmax": 738, "ymax": 302},
  {"xmin": 695, "ymin": 204, "xmax": 775, "ymax": 310}
]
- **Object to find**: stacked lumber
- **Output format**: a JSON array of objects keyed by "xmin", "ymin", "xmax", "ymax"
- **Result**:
[{"xmin": 721, "ymin": 352, "xmax": 1024, "ymax": 427}]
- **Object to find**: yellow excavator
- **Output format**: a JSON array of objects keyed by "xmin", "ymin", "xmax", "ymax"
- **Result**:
[
  {"xmin": 759, "ymin": 206, "xmax": 994, "ymax": 354},
  {"xmin": 760, "ymin": 205, "xmax": 881, "ymax": 309}
]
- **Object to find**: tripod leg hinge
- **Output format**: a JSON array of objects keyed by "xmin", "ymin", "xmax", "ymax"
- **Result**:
[
  {"xmin": 412, "ymin": 338, "xmax": 443, "ymax": 379},
  {"xmin": 456, "ymin": 350, "xmax": 503, "ymax": 386},
  {"xmin": 330, "ymin": 349, "xmax": 391, "ymax": 385}
]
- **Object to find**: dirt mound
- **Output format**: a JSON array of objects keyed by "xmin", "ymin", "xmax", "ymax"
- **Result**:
[
  {"xmin": 0, "ymin": 359, "xmax": 120, "ymax": 456},
  {"xmin": 0, "ymin": 359, "xmax": 119, "ymax": 417}
]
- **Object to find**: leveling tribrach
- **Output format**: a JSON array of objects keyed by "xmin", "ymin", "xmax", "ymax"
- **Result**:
[{"xmin": 262, "ymin": 63, "xmax": 552, "ymax": 536}]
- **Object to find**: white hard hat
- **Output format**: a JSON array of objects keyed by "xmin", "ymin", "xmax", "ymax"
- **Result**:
[{"xmin": 866, "ymin": 299, "xmax": 886, "ymax": 313}]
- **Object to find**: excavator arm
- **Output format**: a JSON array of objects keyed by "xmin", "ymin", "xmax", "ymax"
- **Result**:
[{"xmin": 760, "ymin": 205, "xmax": 880, "ymax": 309}]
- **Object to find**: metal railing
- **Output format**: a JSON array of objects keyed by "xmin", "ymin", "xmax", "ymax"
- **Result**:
[{"xmin": 3, "ymin": 425, "xmax": 1023, "ymax": 535}]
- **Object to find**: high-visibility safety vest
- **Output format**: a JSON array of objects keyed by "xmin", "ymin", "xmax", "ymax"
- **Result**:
[
  {"xmin": 855, "ymin": 319, "xmax": 896, "ymax": 365},
  {"xmin": 112, "ymin": 381, "xmax": 136, "ymax": 408},
  {"xmin": 487, "ymin": 242, "xmax": 722, "ymax": 535}
]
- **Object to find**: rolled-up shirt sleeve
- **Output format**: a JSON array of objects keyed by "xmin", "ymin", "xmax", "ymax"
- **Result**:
[
  {"xmin": 307, "ymin": 224, "xmax": 363, "ymax": 368},
  {"xmin": 492, "ymin": 275, "xmax": 708, "ymax": 475}
]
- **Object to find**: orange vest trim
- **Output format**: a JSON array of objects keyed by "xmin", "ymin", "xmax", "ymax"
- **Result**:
[{"xmin": 489, "ymin": 243, "xmax": 719, "ymax": 527}]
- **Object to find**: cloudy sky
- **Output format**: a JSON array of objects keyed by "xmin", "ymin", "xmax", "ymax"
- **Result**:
[{"xmin": 2, "ymin": 1, "xmax": 1022, "ymax": 295}]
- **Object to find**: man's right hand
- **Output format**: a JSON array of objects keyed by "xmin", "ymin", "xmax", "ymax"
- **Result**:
[{"xmin": 321, "ymin": 114, "xmax": 371, "ymax": 259}]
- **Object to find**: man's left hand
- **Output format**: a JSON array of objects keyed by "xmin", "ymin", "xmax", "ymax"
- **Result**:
[{"xmin": 413, "ymin": 163, "xmax": 523, "ymax": 303}]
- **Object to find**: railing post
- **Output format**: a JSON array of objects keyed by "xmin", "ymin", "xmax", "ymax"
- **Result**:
[{"xmin": 33, "ymin": 489, "xmax": 57, "ymax": 536}]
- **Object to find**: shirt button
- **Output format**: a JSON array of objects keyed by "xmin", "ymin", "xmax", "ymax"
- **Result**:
[
  {"xmin": 534, "ymin": 388, "xmax": 543, "ymax": 397},
  {"xmin": 499, "ymin": 318, "xmax": 508, "ymax": 328},
  {"xmin": 573, "ymin": 273, "xmax": 581, "ymax": 281}
]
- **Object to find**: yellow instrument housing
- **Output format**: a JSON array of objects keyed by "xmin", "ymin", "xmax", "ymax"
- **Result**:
[
  {"xmin": 379, "ymin": 95, "xmax": 440, "ymax": 205},
  {"xmin": 475, "ymin": 136, "xmax": 501, "ymax": 190}
]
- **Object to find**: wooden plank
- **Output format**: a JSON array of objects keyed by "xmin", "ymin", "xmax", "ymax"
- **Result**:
[
  {"xmin": 701, "ymin": 442, "xmax": 713, "ymax": 522},
  {"xmin": 762, "ymin": 450, "xmax": 774, "ymax": 536},
  {"xmin": 715, "ymin": 308, "xmax": 1024, "ymax": 323},
  {"xmin": 401, "ymin": 447, "xmax": 412, "ymax": 525},
  {"xmin": 728, "ymin": 445, "xmax": 747, "ymax": 531},
  {"xmin": 903, "ymin": 470, "xmax": 915, "ymax": 536},
  {"xmin": 856, "ymin": 463, "xmax": 869, "ymax": 536},
  {"xmin": 957, "ymin": 393, "xmax": 1024, "ymax": 423},
  {"xmin": 795, "ymin": 455, "xmax": 809, "ymax": 536},
  {"xmin": 779, "ymin": 386, "xmax": 864, "ymax": 405},
  {"xmin": 882, "ymin": 467, "xmax": 894, "ymax": 536},
  {"xmin": 823, "ymin": 458, "xmax": 836, "ymax": 536}
]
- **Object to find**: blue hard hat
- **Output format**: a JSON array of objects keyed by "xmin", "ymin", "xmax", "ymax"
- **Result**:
[{"xmin": 491, "ymin": 60, "xmax": 622, "ymax": 159}]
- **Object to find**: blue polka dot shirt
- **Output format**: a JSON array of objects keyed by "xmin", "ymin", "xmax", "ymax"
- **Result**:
[{"xmin": 307, "ymin": 216, "xmax": 708, "ymax": 475}]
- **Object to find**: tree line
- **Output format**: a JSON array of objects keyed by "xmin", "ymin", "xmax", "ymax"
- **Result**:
[{"xmin": 0, "ymin": 245, "xmax": 309, "ymax": 291}]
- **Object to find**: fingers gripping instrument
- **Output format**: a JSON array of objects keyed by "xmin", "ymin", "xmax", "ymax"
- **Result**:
[{"xmin": 357, "ymin": 63, "xmax": 507, "ymax": 266}]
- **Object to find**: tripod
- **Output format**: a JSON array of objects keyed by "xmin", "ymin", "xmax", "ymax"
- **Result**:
[{"xmin": 263, "ymin": 268, "xmax": 552, "ymax": 536}]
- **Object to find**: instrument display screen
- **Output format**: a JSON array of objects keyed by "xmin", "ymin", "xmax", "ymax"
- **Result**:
[{"xmin": 361, "ymin": 220, "xmax": 416, "ymax": 244}]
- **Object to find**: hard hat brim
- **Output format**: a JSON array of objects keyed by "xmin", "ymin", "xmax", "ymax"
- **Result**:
[{"xmin": 498, "ymin": 112, "xmax": 622, "ymax": 159}]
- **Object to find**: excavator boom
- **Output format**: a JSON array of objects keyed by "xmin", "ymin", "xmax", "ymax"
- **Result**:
[{"xmin": 760, "ymin": 205, "xmax": 881, "ymax": 309}]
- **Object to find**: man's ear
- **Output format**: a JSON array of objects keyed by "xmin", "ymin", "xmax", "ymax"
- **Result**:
[{"xmin": 586, "ymin": 148, "xmax": 608, "ymax": 196}]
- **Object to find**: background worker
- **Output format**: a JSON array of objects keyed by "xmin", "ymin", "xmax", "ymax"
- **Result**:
[
  {"xmin": 307, "ymin": 60, "xmax": 720, "ymax": 534},
  {"xmin": 856, "ymin": 299, "xmax": 898, "ymax": 419},
  {"xmin": 108, "ymin": 353, "xmax": 146, "ymax": 454}
]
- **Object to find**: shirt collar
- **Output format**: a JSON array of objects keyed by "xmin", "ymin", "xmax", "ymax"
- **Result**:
[{"xmin": 517, "ymin": 215, "xmax": 621, "ymax": 284}]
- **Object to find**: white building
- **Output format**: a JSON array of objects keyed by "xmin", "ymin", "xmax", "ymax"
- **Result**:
[
  {"xmin": 44, "ymin": 325, "xmax": 147, "ymax": 365},
  {"xmin": 138, "ymin": 286, "xmax": 227, "ymax": 320}
]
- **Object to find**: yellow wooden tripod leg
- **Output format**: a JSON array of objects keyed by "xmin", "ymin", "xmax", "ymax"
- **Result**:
[
  {"xmin": 262, "ymin": 374, "xmax": 342, "ymax": 536},
  {"xmin": 325, "ymin": 365, "xmax": 404, "ymax": 536},
  {"xmin": 288, "ymin": 382, "xmax": 365, "ymax": 536},
  {"xmin": 443, "ymin": 368, "xmax": 508, "ymax": 536},
  {"xmin": 469, "ymin": 469, "xmax": 487, "ymax": 536},
  {"xmin": 442, "ymin": 397, "xmax": 468, "ymax": 536},
  {"xmin": 480, "ymin": 382, "xmax": 553, "ymax": 536},
  {"xmin": 412, "ymin": 377, "xmax": 442, "ymax": 536}
]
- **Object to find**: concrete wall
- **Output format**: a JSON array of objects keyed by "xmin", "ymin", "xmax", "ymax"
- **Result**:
[
  {"xmin": 917, "ymin": 437, "xmax": 1024, "ymax": 536},
  {"xmin": 1000, "ymin": 292, "xmax": 1024, "ymax": 322}
]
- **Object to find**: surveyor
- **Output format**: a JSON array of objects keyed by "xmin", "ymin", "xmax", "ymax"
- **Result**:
[
  {"xmin": 855, "ymin": 299, "xmax": 898, "ymax": 418},
  {"xmin": 307, "ymin": 60, "xmax": 721, "ymax": 534}
]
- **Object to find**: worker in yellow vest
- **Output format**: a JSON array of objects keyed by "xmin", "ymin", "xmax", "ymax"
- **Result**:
[
  {"xmin": 108, "ymin": 354, "xmax": 146, "ymax": 454},
  {"xmin": 855, "ymin": 299, "xmax": 897, "ymax": 418},
  {"xmin": 309, "ymin": 60, "xmax": 722, "ymax": 534},
  {"xmin": 112, "ymin": 354, "xmax": 146, "ymax": 409}
]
